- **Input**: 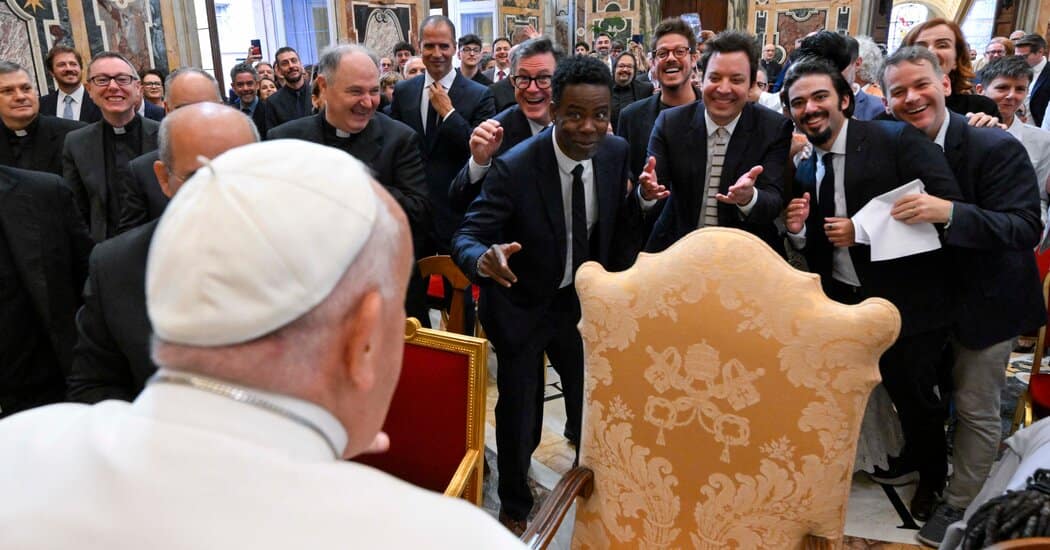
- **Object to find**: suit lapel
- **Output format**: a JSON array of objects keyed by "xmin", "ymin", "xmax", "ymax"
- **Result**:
[
  {"xmin": 721, "ymin": 104, "xmax": 753, "ymax": 193},
  {"xmin": 141, "ymin": 117, "xmax": 159, "ymax": 150},
  {"xmin": 943, "ymin": 113, "xmax": 967, "ymax": 175},
  {"xmin": 688, "ymin": 103, "xmax": 709, "ymax": 217},
  {"xmin": 592, "ymin": 137, "xmax": 619, "ymax": 262},
  {"xmin": 0, "ymin": 173, "xmax": 51, "ymax": 326},
  {"xmin": 842, "ymin": 122, "xmax": 867, "ymax": 215},
  {"xmin": 535, "ymin": 130, "xmax": 568, "ymax": 269},
  {"xmin": 349, "ymin": 116, "xmax": 384, "ymax": 165}
]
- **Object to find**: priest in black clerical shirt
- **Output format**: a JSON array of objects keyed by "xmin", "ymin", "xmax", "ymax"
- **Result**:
[
  {"xmin": 0, "ymin": 61, "xmax": 84, "ymax": 175},
  {"xmin": 62, "ymin": 52, "xmax": 158, "ymax": 242},
  {"xmin": 267, "ymin": 44, "xmax": 430, "ymax": 323}
]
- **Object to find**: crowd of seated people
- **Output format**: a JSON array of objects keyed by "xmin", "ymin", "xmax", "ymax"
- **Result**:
[{"xmin": 1, "ymin": 14, "xmax": 1050, "ymax": 548}]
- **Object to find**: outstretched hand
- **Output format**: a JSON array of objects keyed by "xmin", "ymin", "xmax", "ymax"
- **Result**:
[
  {"xmin": 716, "ymin": 165, "xmax": 762, "ymax": 205},
  {"xmin": 478, "ymin": 242, "xmax": 522, "ymax": 287}
]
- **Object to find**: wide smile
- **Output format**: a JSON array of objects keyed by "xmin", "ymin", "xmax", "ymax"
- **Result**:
[{"xmin": 905, "ymin": 104, "xmax": 928, "ymax": 116}]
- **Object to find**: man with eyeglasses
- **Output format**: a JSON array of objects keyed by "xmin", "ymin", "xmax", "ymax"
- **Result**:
[
  {"xmin": 644, "ymin": 30, "xmax": 792, "ymax": 255},
  {"xmin": 68, "ymin": 102, "xmax": 259, "ymax": 405},
  {"xmin": 458, "ymin": 34, "xmax": 492, "ymax": 86},
  {"xmin": 62, "ymin": 51, "xmax": 159, "ymax": 242},
  {"xmin": 0, "ymin": 61, "xmax": 85, "ymax": 176},
  {"xmin": 616, "ymin": 17, "xmax": 702, "ymax": 240},
  {"xmin": 610, "ymin": 51, "xmax": 653, "ymax": 131},
  {"xmin": 116, "ymin": 68, "xmax": 226, "ymax": 235},
  {"xmin": 751, "ymin": 66, "xmax": 782, "ymax": 114}
]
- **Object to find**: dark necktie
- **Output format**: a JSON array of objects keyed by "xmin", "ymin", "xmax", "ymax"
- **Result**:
[
  {"xmin": 424, "ymin": 99, "xmax": 440, "ymax": 149},
  {"xmin": 818, "ymin": 152, "xmax": 836, "ymax": 221},
  {"xmin": 571, "ymin": 164, "xmax": 588, "ymax": 273}
]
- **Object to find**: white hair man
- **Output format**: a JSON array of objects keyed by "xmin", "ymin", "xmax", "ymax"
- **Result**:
[{"xmin": 0, "ymin": 140, "xmax": 524, "ymax": 549}]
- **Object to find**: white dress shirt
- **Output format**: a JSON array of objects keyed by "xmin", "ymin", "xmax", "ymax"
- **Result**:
[
  {"xmin": 787, "ymin": 119, "xmax": 861, "ymax": 287},
  {"xmin": 420, "ymin": 69, "xmax": 458, "ymax": 133},
  {"xmin": 468, "ymin": 118, "xmax": 548, "ymax": 183},
  {"xmin": 1006, "ymin": 116, "xmax": 1050, "ymax": 223},
  {"xmin": 56, "ymin": 85, "xmax": 85, "ymax": 121},
  {"xmin": 552, "ymin": 129, "xmax": 597, "ymax": 288}
]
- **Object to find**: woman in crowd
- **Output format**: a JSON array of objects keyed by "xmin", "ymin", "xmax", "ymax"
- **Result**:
[
  {"xmin": 902, "ymin": 18, "xmax": 1001, "ymax": 118},
  {"xmin": 258, "ymin": 77, "xmax": 278, "ymax": 101},
  {"xmin": 141, "ymin": 69, "xmax": 166, "ymax": 107}
]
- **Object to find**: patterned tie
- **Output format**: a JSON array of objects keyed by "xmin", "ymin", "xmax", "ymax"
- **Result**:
[
  {"xmin": 700, "ymin": 127, "xmax": 729, "ymax": 227},
  {"xmin": 62, "ymin": 95, "xmax": 74, "ymax": 119}
]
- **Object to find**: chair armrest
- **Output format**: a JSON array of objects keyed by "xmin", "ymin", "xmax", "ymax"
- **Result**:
[
  {"xmin": 521, "ymin": 467, "xmax": 594, "ymax": 549},
  {"xmin": 443, "ymin": 449, "xmax": 481, "ymax": 498}
]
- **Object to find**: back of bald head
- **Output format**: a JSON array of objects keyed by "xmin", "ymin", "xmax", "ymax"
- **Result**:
[
  {"xmin": 164, "ymin": 67, "xmax": 223, "ymax": 112},
  {"xmin": 158, "ymin": 102, "xmax": 259, "ymax": 170}
]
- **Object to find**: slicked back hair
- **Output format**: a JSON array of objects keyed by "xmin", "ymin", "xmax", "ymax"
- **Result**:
[{"xmin": 781, "ymin": 56, "xmax": 856, "ymax": 118}]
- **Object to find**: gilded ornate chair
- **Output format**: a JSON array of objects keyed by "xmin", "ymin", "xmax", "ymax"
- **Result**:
[
  {"xmin": 418, "ymin": 255, "xmax": 484, "ymax": 337},
  {"xmin": 1013, "ymin": 273, "xmax": 1050, "ymax": 433},
  {"xmin": 353, "ymin": 318, "xmax": 487, "ymax": 505},
  {"xmin": 525, "ymin": 227, "xmax": 901, "ymax": 549}
]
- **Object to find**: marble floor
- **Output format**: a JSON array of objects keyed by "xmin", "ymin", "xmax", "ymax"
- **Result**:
[{"xmin": 470, "ymin": 339, "xmax": 1021, "ymax": 549}]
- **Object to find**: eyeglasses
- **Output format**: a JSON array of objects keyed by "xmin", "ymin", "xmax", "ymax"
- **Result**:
[
  {"xmin": 142, "ymin": 81, "xmax": 163, "ymax": 87},
  {"xmin": 460, "ymin": 46, "xmax": 481, "ymax": 54},
  {"xmin": 654, "ymin": 47, "xmax": 692, "ymax": 60},
  {"xmin": 89, "ymin": 74, "xmax": 137, "ymax": 87},
  {"xmin": 756, "ymin": 82, "xmax": 768, "ymax": 90},
  {"xmin": 510, "ymin": 75, "xmax": 552, "ymax": 89}
]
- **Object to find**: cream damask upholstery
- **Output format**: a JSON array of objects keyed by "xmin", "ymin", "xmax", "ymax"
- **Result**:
[{"xmin": 571, "ymin": 227, "xmax": 901, "ymax": 549}]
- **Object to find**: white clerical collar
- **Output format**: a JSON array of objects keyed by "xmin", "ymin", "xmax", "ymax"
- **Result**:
[
  {"xmin": 813, "ymin": 119, "xmax": 849, "ymax": 157},
  {"xmin": 933, "ymin": 110, "xmax": 950, "ymax": 151},
  {"xmin": 704, "ymin": 109, "xmax": 742, "ymax": 138},
  {"xmin": 13, "ymin": 129, "xmax": 27, "ymax": 137},
  {"xmin": 424, "ymin": 69, "xmax": 457, "ymax": 91},
  {"xmin": 335, "ymin": 128, "xmax": 351, "ymax": 138},
  {"xmin": 113, "ymin": 125, "xmax": 127, "ymax": 135},
  {"xmin": 145, "ymin": 368, "xmax": 348, "ymax": 459}
]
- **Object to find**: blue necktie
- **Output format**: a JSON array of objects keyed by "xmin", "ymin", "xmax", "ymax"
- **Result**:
[{"xmin": 62, "ymin": 95, "xmax": 74, "ymax": 119}]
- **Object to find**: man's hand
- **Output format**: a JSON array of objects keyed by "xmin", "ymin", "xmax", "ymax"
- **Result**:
[
  {"xmin": 824, "ymin": 217, "xmax": 855, "ymax": 247},
  {"xmin": 470, "ymin": 119, "xmax": 504, "ymax": 166},
  {"xmin": 966, "ymin": 112, "xmax": 1004, "ymax": 129},
  {"xmin": 478, "ymin": 242, "xmax": 522, "ymax": 287},
  {"xmin": 430, "ymin": 82, "xmax": 453, "ymax": 117},
  {"xmin": 791, "ymin": 132, "xmax": 812, "ymax": 161},
  {"xmin": 716, "ymin": 165, "xmax": 762, "ymax": 206},
  {"xmin": 786, "ymin": 192, "xmax": 810, "ymax": 234},
  {"xmin": 522, "ymin": 24, "xmax": 541, "ymax": 39},
  {"xmin": 891, "ymin": 194, "xmax": 953, "ymax": 224},
  {"xmin": 638, "ymin": 156, "xmax": 668, "ymax": 201}
]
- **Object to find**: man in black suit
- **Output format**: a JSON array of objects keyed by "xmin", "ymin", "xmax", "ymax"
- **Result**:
[
  {"xmin": 67, "ymin": 103, "xmax": 258, "ymax": 403},
  {"xmin": 0, "ymin": 165, "xmax": 92, "ymax": 417},
  {"xmin": 39, "ymin": 45, "xmax": 101, "ymax": 123},
  {"xmin": 140, "ymin": 99, "xmax": 165, "ymax": 122},
  {"xmin": 266, "ymin": 46, "xmax": 312, "ymax": 127},
  {"xmin": 268, "ymin": 44, "xmax": 431, "ymax": 323},
  {"xmin": 781, "ymin": 56, "xmax": 963, "ymax": 524},
  {"xmin": 63, "ymin": 52, "xmax": 159, "ymax": 242},
  {"xmin": 482, "ymin": 37, "xmax": 513, "ymax": 83},
  {"xmin": 0, "ymin": 61, "xmax": 84, "ymax": 175},
  {"xmin": 617, "ymin": 17, "xmax": 702, "ymax": 186},
  {"xmin": 117, "ymin": 67, "xmax": 225, "ymax": 234},
  {"xmin": 488, "ymin": 76, "xmax": 516, "ymax": 113},
  {"xmin": 1015, "ymin": 34, "xmax": 1050, "ymax": 126},
  {"xmin": 457, "ymin": 34, "xmax": 492, "ymax": 86},
  {"xmin": 879, "ymin": 46, "xmax": 1046, "ymax": 546},
  {"xmin": 388, "ymin": 15, "xmax": 495, "ymax": 254},
  {"xmin": 228, "ymin": 62, "xmax": 271, "ymax": 135},
  {"xmin": 450, "ymin": 37, "xmax": 562, "ymax": 211},
  {"xmin": 610, "ymin": 52, "xmax": 653, "ymax": 131},
  {"xmin": 452, "ymin": 56, "xmax": 650, "ymax": 534},
  {"xmin": 644, "ymin": 31, "xmax": 793, "ymax": 255}
]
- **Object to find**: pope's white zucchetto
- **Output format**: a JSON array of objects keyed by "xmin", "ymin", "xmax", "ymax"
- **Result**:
[{"xmin": 146, "ymin": 139, "xmax": 379, "ymax": 347}]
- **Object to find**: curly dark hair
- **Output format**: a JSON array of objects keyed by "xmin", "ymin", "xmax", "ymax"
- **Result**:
[
  {"xmin": 781, "ymin": 56, "xmax": 856, "ymax": 118},
  {"xmin": 551, "ymin": 54, "xmax": 613, "ymax": 105}
]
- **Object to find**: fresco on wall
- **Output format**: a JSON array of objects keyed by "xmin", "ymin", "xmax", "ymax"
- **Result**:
[
  {"xmin": 350, "ymin": 2, "xmax": 412, "ymax": 57},
  {"xmin": 80, "ymin": 0, "xmax": 165, "ymax": 72},
  {"xmin": 775, "ymin": 8, "xmax": 826, "ymax": 54},
  {"xmin": 0, "ymin": 0, "xmax": 77, "ymax": 91}
]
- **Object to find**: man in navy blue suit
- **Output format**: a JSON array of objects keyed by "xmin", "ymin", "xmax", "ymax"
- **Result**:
[
  {"xmin": 452, "ymin": 56, "xmax": 653, "ymax": 534},
  {"xmin": 388, "ymin": 15, "xmax": 495, "ymax": 254},
  {"xmin": 880, "ymin": 46, "xmax": 1046, "ymax": 547},
  {"xmin": 644, "ymin": 30, "xmax": 793, "ymax": 255}
]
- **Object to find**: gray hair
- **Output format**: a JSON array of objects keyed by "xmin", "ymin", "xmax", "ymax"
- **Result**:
[
  {"xmin": 878, "ymin": 45, "xmax": 943, "ymax": 95},
  {"xmin": 317, "ymin": 44, "xmax": 379, "ymax": 81},
  {"xmin": 229, "ymin": 62, "xmax": 258, "ymax": 82},
  {"xmin": 151, "ymin": 185, "xmax": 406, "ymax": 383},
  {"xmin": 856, "ymin": 35, "xmax": 883, "ymax": 85},
  {"xmin": 0, "ymin": 60, "xmax": 30, "ymax": 79},
  {"xmin": 157, "ymin": 105, "xmax": 260, "ymax": 170},
  {"xmin": 163, "ymin": 67, "xmax": 222, "ymax": 103},
  {"xmin": 510, "ymin": 37, "xmax": 564, "ymax": 74}
]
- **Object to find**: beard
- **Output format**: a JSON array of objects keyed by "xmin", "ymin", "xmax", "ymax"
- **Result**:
[{"xmin": 798, "ymin": 112, "xmax": 833, "ymax": 148}]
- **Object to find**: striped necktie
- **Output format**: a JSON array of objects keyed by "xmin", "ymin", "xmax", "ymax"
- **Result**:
[{"xmin": 700, "ymin": 127, "xmax": 729, "ymax": 227}]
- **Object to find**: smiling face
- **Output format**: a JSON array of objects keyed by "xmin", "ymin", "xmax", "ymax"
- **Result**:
[
  {"xmin": 404, "ymin": 57, "xmax": 426, "ymax": 78},
  {"xmin": 458, "ymin": 43, "xmax": 481, "ymax": 70},
  {"xmin": 50, "ymin": 52, "xmax": 82, "ymax": 91},
  {"xmin": 275, "ymin": 51, "xmax": 303, "ymax": 85},
  {"xmin": 551, "ymin": 83, "xmax": 609, "ymax": 161},
  {"xmin": 0, "ymin": 69, "xmax": 39, "ymax": 129},
  {"xmin": 421, "ymin": 22, "xmax": 455, "ymax": 79},
  {"xmin": 883, "ymin": 58, "xmax": 950, "ymax": 140},
  {"xmin": 320, "ymin": 51, "xmax": 380, "ymax": 134},
  {"xmin": 595, "ymin": 35, "xmax": 611, "ymax": 56},
  {"xmin": 513, "ymin": 52, "xmax": 556, "ymax": 125},
  {"xmin": 614, "ymin": 55, "xmax": 636, "ymax": 86},
  {"xmin": 395, "ymin": 49, "xmax": 412, "ymax": 69},
  {"xmin": 985, "ymin": 42, "xmax": 1007, "ymax": 60},
  {"xmin": 255, "ymin": 63, "xmax": 275, "ymax": 82},
  {"xmin": 232, "ymin": 71, "xmax": 259, "ymax": 105},
  {"xmin": 979, "ymin": 74, "xmax": 1029, "ymax": 125},
  {"xmin": 493, "ymin": 39, "xmax": 511, "ymax": 68},
  {"xmin": 87, "ymin": 57, "xmax": 141, "ymax": 124},
  {"xmin": 786, "ymin": 73, "xmax": 849, "ymax": 149},
  {"xmin": 259, "ymin": 78, "xmax": 278, "ymax": 100},
  {"xmin": 913, "ymin": 24, "xmax": 958, "ymax": 78},
  {"xmin": 701, "ymin": 50, "xmax": 751, "ymax": 126},
  {"xmin": 142, "ymin": 74, "xmax": 164, "ymax": 102},
  {"xmin": 653, "ymin": 32, "xmax": 694, "ymax": 91}
]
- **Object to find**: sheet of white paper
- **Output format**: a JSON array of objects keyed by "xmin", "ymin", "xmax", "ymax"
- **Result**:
[{"xmin": 850, "ymin": 179, "xmax": 942, "ymax": 261}]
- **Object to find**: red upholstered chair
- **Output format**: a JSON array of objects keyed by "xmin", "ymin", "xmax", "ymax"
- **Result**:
[
  {"xmin": 1014, "ymin": 273, "xmax": 1050, "ymax": 433},
  {"xmin": 353, "ymin": 318, "xmax": 487, "ymax": 505}
]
